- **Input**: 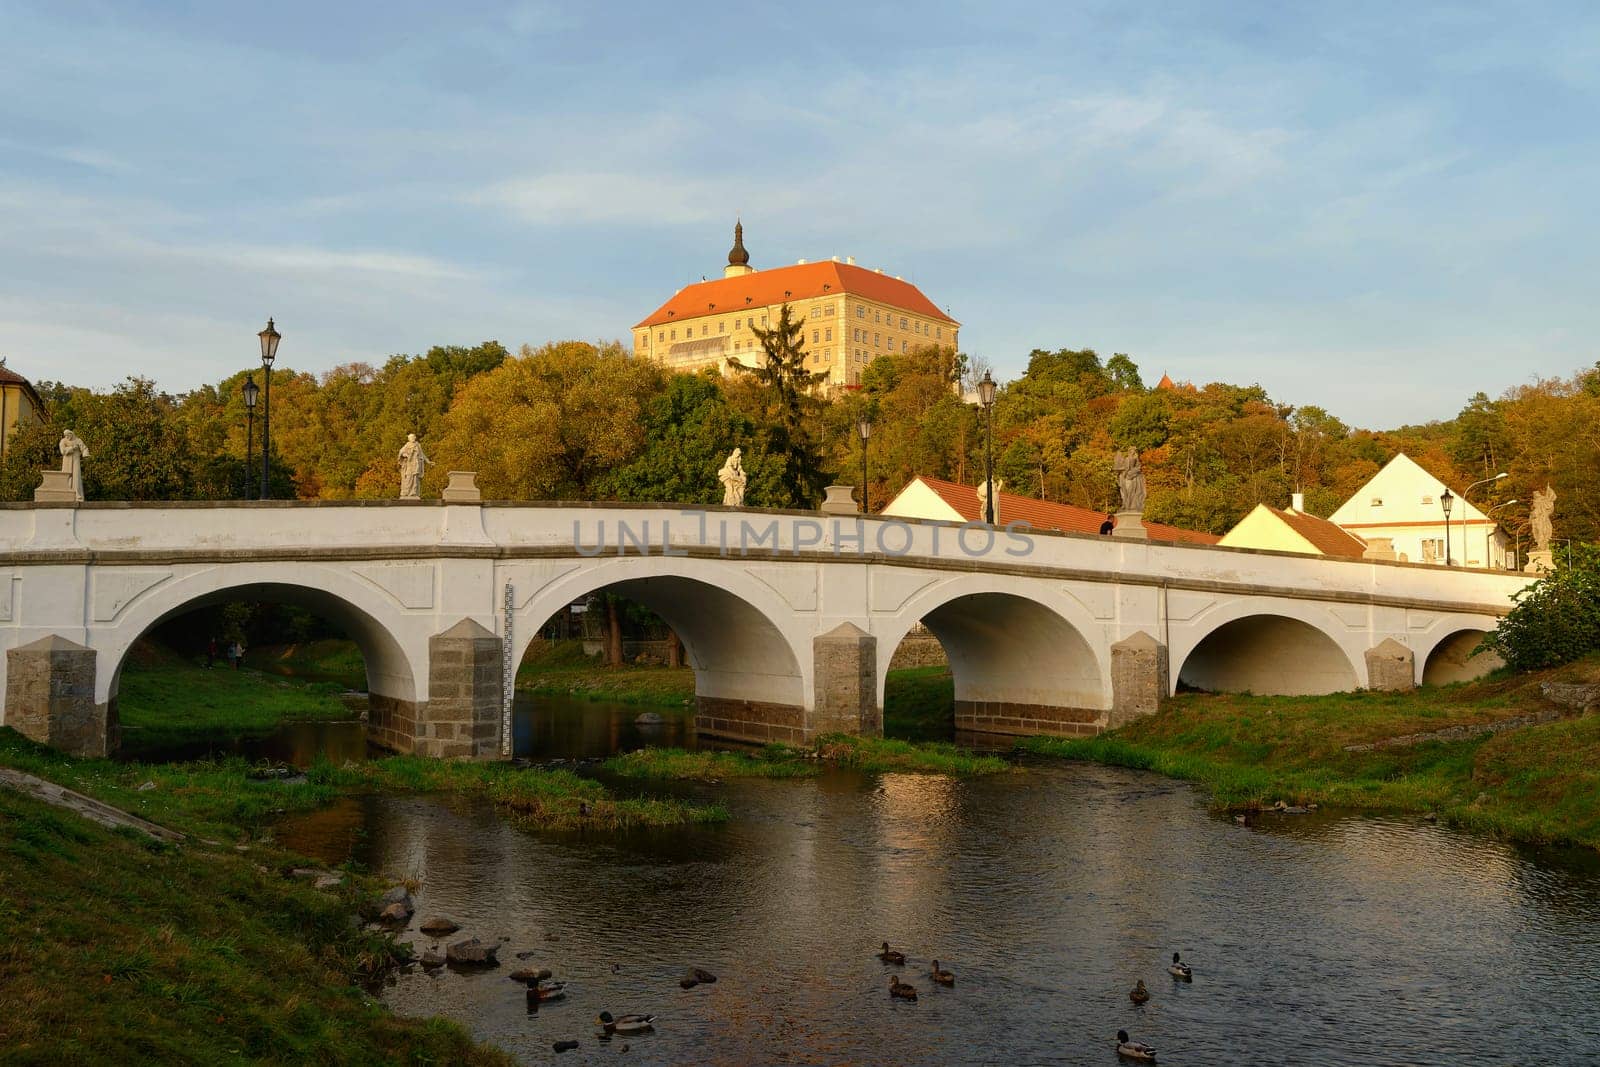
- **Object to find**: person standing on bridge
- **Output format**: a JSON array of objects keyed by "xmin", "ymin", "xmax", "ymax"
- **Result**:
[{"xmin": 398, "ymin": 433, "xmax": 430, "ymax": 500}]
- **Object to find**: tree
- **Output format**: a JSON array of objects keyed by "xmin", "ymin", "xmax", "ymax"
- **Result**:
[
  {"xmin": 732, "ymin": 303, "xmax": 828, "ymax": 508},
  {"xmin": 601, "ymin": 373, "xmax": 758, "ymax": 504},
  {"xmin": 1105, "ymin": 352, "xmax": 1144, "ymax": 391}
]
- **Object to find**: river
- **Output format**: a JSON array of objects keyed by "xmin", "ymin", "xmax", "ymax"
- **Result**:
[{"xmin": 269, "ymin": 696, "xmax": 1600, "ymax": 1066}]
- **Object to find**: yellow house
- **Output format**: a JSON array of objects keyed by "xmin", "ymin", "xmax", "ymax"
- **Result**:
[
  {"xmin": 0, "ymin": 360, "xmax": 45, "ymax": 458},
  {"xmin": 633, "ymin": 222, "xmax": 959, "ymax": 387},
  {"xmin": 1219, "ymin": 493, "xmax": 1368, "ymax": 559}
]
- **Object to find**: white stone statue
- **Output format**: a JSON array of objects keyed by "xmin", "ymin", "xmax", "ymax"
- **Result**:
[
  {"xmin": 976, "ymin": 477, "xmax": 1003, "ymax": 522},
  {"xmin": 1114, "ymin": 448, "xmax": 1146, "ymax": 513},
  {"xmin": 718, "ymin": 448, "xmax": 747, "ymax": 507},
  {"xmin": 1530, "ymin": 485, "xmax": 1557, "ymax": 551},
  {"xmin": 398, "ymin": 433, "xmax": 429, "ymax": 499},
  {"xmin": 59, "ymin": 430, "xmax": 90, "ymax": 502}
]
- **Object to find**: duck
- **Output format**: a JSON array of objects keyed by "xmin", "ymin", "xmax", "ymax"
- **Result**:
[
  {"xmin": 888, "ymin": 976, "xmax": 918, "ymax": 1001},
  {"xmin": 1168, "ymin": 952, "xmax": 1192, "ymax": 981},
  {"xmin": 929, "ymin": 960, "xmax": 955, "ymax": 986},
  {"xmin": 527, "ymin": 981, "xmax": 567, "ymax": 1003},
  {"xmin": 877, "ymin": 941, "xmax": 906, "ymax": 965},
  {"xmin": 1129, "ymin": 979, "xmax": 1150, "ymax": 1004},
  {"xmin": 1116, "ymin": 1030, "xmax": 1157, "ymax": 1061},
  {"xmin": 595, "ymin": 1011, "xmax": 655, "ymax": 1035}
]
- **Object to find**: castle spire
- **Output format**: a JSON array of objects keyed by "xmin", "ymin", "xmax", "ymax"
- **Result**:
[{"xmin": 724, "ymin": 219, "xmax": 753, "ymax": 277}]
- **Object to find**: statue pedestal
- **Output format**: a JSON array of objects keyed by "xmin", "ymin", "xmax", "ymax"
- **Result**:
[
  {"xmin": 441, "ymin": 471, "xmax": 482, "ymax": 503},
  {"xmin": 1111, "ymin": 510, "xmax": 1148, "ymax": 540},
  {"xmin": 1525, "ymin": 549, "xmax": 1556, "ymax": 574},
  {"xmin": 34, "ymin": 470, "xmax": 79, "ymax": 503},
  {"xmin": 820, "ymin": 485, "xmax": 859, "ymax": 516}
]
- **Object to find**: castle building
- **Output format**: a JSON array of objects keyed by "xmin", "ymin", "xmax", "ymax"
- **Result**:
[
  {"xmin": 0, "ymin": 359, "xmax": 45, "ymax": 458},
  {"xmin": 633, "ymin": 223, "xmax": 959, "ymax": 387}
]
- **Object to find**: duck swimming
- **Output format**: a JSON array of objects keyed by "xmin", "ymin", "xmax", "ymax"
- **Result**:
[
  {"xmin": 1129, "ymin": 979, "xmax": 1149, "ymax": 1004},
  {"xmin": 877, "ymin": 941, "xmax": 906, "ymax": 965},
  {"xmin": 1168, "ymin": 952, "xmax": 1192, "ymax": 981},
  {"xmin": 889, "ymin": 976, "xmax": 918, "ymax": 1001},
  {"xmin": 596, "ymin": 1011, "xmax": 655, "ymax": 1034},
  {"xmin": 930, "ymin": 960, "xmax": 955, "ymax": 986},
  {"xmin": 1116, "ymin": 1030, "xmax": 1157, "ymax": 1061}
]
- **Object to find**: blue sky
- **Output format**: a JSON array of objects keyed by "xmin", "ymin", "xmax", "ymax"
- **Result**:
[{"xmin": 2, "ymin": 1, "xmax": 1596, "ymax": 427}]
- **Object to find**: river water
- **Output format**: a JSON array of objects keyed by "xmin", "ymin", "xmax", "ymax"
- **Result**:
[{"xmin": 269, "ymin": 696, "xmax": 1600, "ymax": 1066}]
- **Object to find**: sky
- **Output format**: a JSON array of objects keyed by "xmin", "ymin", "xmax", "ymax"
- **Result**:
[{"xmin": 2, "ymin": 0, "xmax": 1597, "ymax": 428}]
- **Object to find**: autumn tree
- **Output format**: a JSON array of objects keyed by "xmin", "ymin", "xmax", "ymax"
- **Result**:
[{"xmin": 731, "ymin": 303, "xmax": 828, "ymax": 508}]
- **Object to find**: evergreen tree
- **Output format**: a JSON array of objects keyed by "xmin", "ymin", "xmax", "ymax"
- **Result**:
[{"xmin": 733, "ymin": 303, "xmax": 828, "ymax": 508}]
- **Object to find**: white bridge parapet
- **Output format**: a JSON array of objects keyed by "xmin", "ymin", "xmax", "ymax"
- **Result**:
[{"xmin": 0, "ymin": 500, "xmax": 1531, "ymax": 757}]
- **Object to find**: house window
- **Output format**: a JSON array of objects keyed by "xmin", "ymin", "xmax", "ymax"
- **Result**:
[
  {"xmin": 1371, "ymin": 497, "xmax": 1383, "ymax": 507},
  {"xmin": 1421, "ymin": 495, "xmax": 1433, "ymax": 505},
  {"xmin": 1421, "ymin": 538, "xmax": 1444, "ymax": 562}
]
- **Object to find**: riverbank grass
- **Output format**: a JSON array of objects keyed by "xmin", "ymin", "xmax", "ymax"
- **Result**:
[
  {"xmin": 1019, "ymin": 656, "xmax": 1600, "ymax": 848},
  {"xmin": 883, "ymin": 665, "xmax": 955, "ymax": 740},
  {"xmin": 0, "ymin": 764, "xmax": 509, "ymax": 1063},
  {"xmin": 604, "ymin": 734, "xmax": 1007, "ymax": 781},
  {"xmin": 119, "ymin": 640, "xmax": 358, "ymax": 758}
]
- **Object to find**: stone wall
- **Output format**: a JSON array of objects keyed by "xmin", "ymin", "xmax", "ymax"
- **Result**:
[
  {"xmin": 367, "ymin": 692, "xmax": 421, "ymax": 754},
  {"xmin": 954, "ymin": 699, "xmax": 1102, "ymax": 738},
  {"xmin": 886, "ymin": 632, "xmax": 948, "ymax": 670},
  {"xmin": 5, "ymin": 635, "xmax": 108, "ymax": 757},
  {"xmin": 695, "ymin": 696, "xmax": 806, "ymax": 745}
]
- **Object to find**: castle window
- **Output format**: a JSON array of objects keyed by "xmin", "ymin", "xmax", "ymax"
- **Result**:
[
  {"xmin": 874, "ymin": 311, "xmax": 881, "ymax": 323},
  {"xmin": 936, "ymin": 327, "xmax": 942, "ymax": 339},
  {"xmin": 812, "ymin": 330, "xmax": 820, "ymax": 343},
  {"xmin": 670, "ymin": 329, "xmax": 676, "ymax": 340},
  {"xmin": 874, "ymin": 333, "xmax": 880, "ymax": 347},
  {"xmin": 658, "ymin": 331, "xmax": 665, "ymax": 342},
  {"xmin": 857, "ymin": 306, "xmax": 865, "ymax": 318},
  {"xmin": 825, "ymin": 327, "xmax": 832, "ymax": 342},
  {"xmin": 719, "ymin": 321, "xmax": 725, "ymax": 333},
  {"xmin": 810, "ymin": 307, "xmax": 822, "ymax": 318},
  {"xmin": 900, "ymin": 317, "xmax": 908, "ymax": 329},
  {"xmin": 702, "ymin": 325, "xmax": 709, "ymax": 336}
]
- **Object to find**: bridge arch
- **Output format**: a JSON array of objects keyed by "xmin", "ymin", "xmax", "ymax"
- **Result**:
[
  {"xmin": 1417, "ymin": 622, "xmax": 1504, "ymax": 686},
  {"xmin": 1172, "ymin": 602, "xmax": 1361, "ymax": 696},
  {"xmin": 98, "ymin": 563, "xmax": 425, "ymax": 721},
  {"xmin": 877, "ymin": 576, "xmax": 1108, "ymax": 736},
  {"xmin": 515, "ymin": 557, "xmax": 809, "ymax": 743}
]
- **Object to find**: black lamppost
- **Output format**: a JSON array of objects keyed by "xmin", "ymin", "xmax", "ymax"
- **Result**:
[
  {"xmin": 257, "ymin": 318, "xmax": 280, "ymax": 499},
  {"xmin": 857, "ymin": 415, "xmax": 873, "ymax": 514},
  {"xmin": 242, "ymin": 374, "xmax": 259, "ymax": 499},
  {"xmin": 978, "ymin": 369, "xmax": 997, "ymax": 524},
  {"xmin": 1440, "ymin": 487, "xmax": 1454, "ymax": 566}
]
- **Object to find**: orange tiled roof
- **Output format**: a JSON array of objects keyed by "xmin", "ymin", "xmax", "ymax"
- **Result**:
[
  {"xmin": 909, "ymin": 476, "xmax": 1221, "ymax": 546},
  {"xmin": 1156, "ymin": 373, "xmax": 1176, "ymax": 390},
  {"xmin": 1266, "ymin": 506, "xmax": 1368, "ymax": 558},
  {"xmin": 0, "ymin": 363, "xmax": 44, "ymax": 412},
  {"xmin": 635, "ymin": 261, "xmax": 958, "ymax": 330}
]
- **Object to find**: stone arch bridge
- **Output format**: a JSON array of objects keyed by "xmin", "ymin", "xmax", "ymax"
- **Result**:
[{"xmin": 0, "ymin": 501, "xmax": 1529, "ymax": 757}]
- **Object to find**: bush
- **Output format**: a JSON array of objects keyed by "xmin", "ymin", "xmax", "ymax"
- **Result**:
[{"xmin": 1482, "ymin": 543, "xmax": 1600, "ymax": 670}]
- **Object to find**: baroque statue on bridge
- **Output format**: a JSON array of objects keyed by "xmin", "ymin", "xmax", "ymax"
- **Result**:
[
  {"xmin": 1114, "ymin": 448, "xmax": 1146, "ymax": 513},
  {"xmin": 59, "ymin": 430, "xmax": 90, "ymax": 502},
  {"xmin": 718, "ymin": 448, "xmax": 747, "ymax": 507},
  {"xmin": 398, "ymin": 433, "xmax": 429, "ymax": 499},
  {"xmin": 1530, "ymin": 485, "xmax": 1557, "ymax": 551}
]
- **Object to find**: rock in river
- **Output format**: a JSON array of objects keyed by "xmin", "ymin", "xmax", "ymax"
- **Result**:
[
  {"xmin": 418, "ymin": 915, "xmax": 459, "ymax": 936},
  {"xmin": 446, "ymin": 937, "xmax": 500, "ymax": 967}
]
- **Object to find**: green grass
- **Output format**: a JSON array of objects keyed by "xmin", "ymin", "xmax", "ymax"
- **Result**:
[
  {"xmin": 1017, "ymin": 654, "xmax": 1600, "ymax": 849},
  {"xmin": 604, "ymin": 734, "xmax": 1008, "ymax": 781},
  {"xmin": 0, "ymin": 786, "xmax": 510, "ymax": 1065},
  {"xmin": 515, "ymin": 638, "xmax": 696, "ymax": 707},
  {"xmin": 245, "ymin": 638, "xmax": 368, "ymax": 688},
  {"xmin": 119, "ymin": 640, "xmax": 358, "ymax": 757},
  {"xmin": 883, "ymin": 665, "xmax": 955, "ymax": 740}
]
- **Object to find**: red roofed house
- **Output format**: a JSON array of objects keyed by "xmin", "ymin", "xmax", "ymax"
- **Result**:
[
  {"xmin": 1218, "ymin": 493, "xmax": 1370, "ymax": 559},
  {"xmin": 0, "ymin": 359, "xmax": 46, "ymax": 459},
  {"xmin": 633, "ymin": 222, "xmax": 959, "ymax": 387},
  {"xmin": 881, "ymin": 475, "xmax": 1221, "ymax": 546}
]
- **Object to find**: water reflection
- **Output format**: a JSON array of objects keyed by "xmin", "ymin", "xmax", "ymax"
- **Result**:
[{"xmin": 277, "ymin": 762, "xmax": 1600, "ymax": 1066}]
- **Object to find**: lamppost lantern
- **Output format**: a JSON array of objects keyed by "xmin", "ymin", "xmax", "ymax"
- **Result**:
[
  {"xmin": 978, "ymin": 369, "xmax": 997, "ymax": 407},
  {"xmin": 242, "ymin": 373, "xmax": 259, "ymax": 500},
  {"xmin": 257, "ymin": 318, "xmax": 281, "ymax": 498},
  {"xmin": 857, "ymin": 416, "xmax": 872, "ymax": 442},
  {"xmin": 1439, "ymin": 488, "xmax": 1454, "ymax": 567},
  {"xmin": 978, "ymin": 369, "xmax": 997, "ymax": 525},
  {"xmin": 258, "ymin": 317, "xmax": 281, "ymax": 366}
]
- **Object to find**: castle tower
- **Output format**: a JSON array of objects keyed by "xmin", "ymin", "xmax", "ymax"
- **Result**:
[{"xmin": 724, "ymin": 219, "xmax": 754, "ymax": 278}]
